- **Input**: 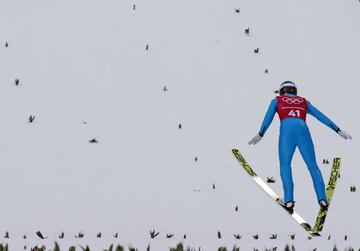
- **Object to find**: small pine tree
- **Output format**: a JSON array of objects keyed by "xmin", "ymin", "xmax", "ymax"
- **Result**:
[
  {"xmin": 29, "ymin": 115, "xmax": 35, "ymax": 123},
  {"xmin": 54, "ymin": 242, "xmax": 61, "ymax": 251},
  {"xmin": 36, "ymin": 231, "xmax": 46, "ymax": 239},
  {"xmin": 150, "ymin": 229, "xmax": 160, "ymax": 239},
  {"xmin": 115, "ymin": 245, "xmax": 125, "ymax": 251},
  {"xmin": 170, "ymin": 243, "xmax": 184, "ymax": 251},
  {"xmin": 270, "ymin": 233, "xmax": 277, "ymax": 239},
  {"xmin": 89, "ymin": 138, "xmax": 98, "ymax": 143},
  {"xmin": 59, "ymin": 232, "xmax": 65, "ymax": 239},
  {"xmin": 75, "ymin": 231, "xmax": 84, "ymax": 238},
  {"xmin": 234, "ymin": 234, "xmax": 241, "ymax": 239},
  {"xmin": 106, "ymin": 244, "xmax": 114, "ymax": 251},
  {"xmin": 0, "ymin": 244, "xmax": 9, "ymax": 251}
]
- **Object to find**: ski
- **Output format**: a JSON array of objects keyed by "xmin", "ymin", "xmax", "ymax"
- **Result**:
[
  {"xmin": 312, "ymin": 157, "xmax": 341, "ymax": 233},
  {"xmin": 231, "ymin": 149, "xmax": 320, "ymax": 236}
]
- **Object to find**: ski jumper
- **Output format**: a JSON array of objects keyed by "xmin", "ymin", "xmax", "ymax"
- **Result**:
[{"xmin": 258, "ymin": 94, "xmax": 340, "ymax": 203}]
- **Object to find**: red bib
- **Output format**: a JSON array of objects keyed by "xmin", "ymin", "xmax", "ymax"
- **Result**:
[{"xmin": 276, "ymin": 96, "xmax": 307, "ymax": 121}]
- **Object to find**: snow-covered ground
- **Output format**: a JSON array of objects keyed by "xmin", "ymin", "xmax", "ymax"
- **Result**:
[{"xmin": 0, "ymin": 0, "xmax": 360, "ymax": 250}]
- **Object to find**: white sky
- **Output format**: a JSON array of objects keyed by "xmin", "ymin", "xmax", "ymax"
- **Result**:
[{"xmin": 0, "ymin": 0, "xmax": 359, "ymax": 250}]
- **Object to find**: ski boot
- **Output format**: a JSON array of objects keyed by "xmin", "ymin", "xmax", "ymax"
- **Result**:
[
  {"xmin": 318, "ymin": 199, "xmax": 329, "ymax": 209},
  {"xmin": 282, "ymin": 200, "xmax": 295, "ymax": 213},
  {"xmin": 285, "ymin": 201, "xmax": 295, "ymax": 209}
]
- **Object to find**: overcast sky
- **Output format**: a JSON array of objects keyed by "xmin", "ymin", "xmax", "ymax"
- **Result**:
[{"xmin": 0, "ymin": 0, "xmax": 359, "ymax": 250}]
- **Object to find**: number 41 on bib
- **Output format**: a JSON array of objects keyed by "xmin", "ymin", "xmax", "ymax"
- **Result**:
[{"xmin": 288, "ymin": 110, "xmax": 301, "ymax": 117}]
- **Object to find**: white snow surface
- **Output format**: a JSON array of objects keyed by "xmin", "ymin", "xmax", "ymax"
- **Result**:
[{"xmin": 0, "ymin": 0, "xmax": 360, "ymax": 250}]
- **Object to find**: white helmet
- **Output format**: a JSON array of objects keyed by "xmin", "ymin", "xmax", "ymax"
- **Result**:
[{"xmin": 279, "ymin": 81, "xmax": 297, "ymax": 95}]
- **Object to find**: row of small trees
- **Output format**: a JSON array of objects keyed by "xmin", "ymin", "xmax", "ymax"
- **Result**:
[{"xmin": 0, "ymin": 242, "xmax": 357, "ymax": 251}]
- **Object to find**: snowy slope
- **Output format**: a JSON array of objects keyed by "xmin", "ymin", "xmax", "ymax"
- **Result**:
[{"xmin": 0, "ymin": 0, "xmax": 360, "ymax": 250}]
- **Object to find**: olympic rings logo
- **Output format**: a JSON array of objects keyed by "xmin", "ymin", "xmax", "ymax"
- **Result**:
[{"xmin": 282, "ymin": 97, "xmax": 303, "ymax": 104}]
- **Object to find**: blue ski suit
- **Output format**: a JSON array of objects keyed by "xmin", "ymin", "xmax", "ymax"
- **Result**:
[{"xmin": 258, "ymin": 94, "xmax": 339, "ymax": 203}]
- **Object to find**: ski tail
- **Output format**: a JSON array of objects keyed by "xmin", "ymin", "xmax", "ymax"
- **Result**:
[{"xmin": 312, "ymin": 157, "xmax": 341, "ymax": 233}]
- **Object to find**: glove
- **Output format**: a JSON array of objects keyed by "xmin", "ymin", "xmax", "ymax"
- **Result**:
[
  {"xmin": 337, "ymin": 129, "xmax": 352, "ymax": 140},
  {"xmin": 248, "ymin": 134, "xmax": 263, "ymax": 145}
]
